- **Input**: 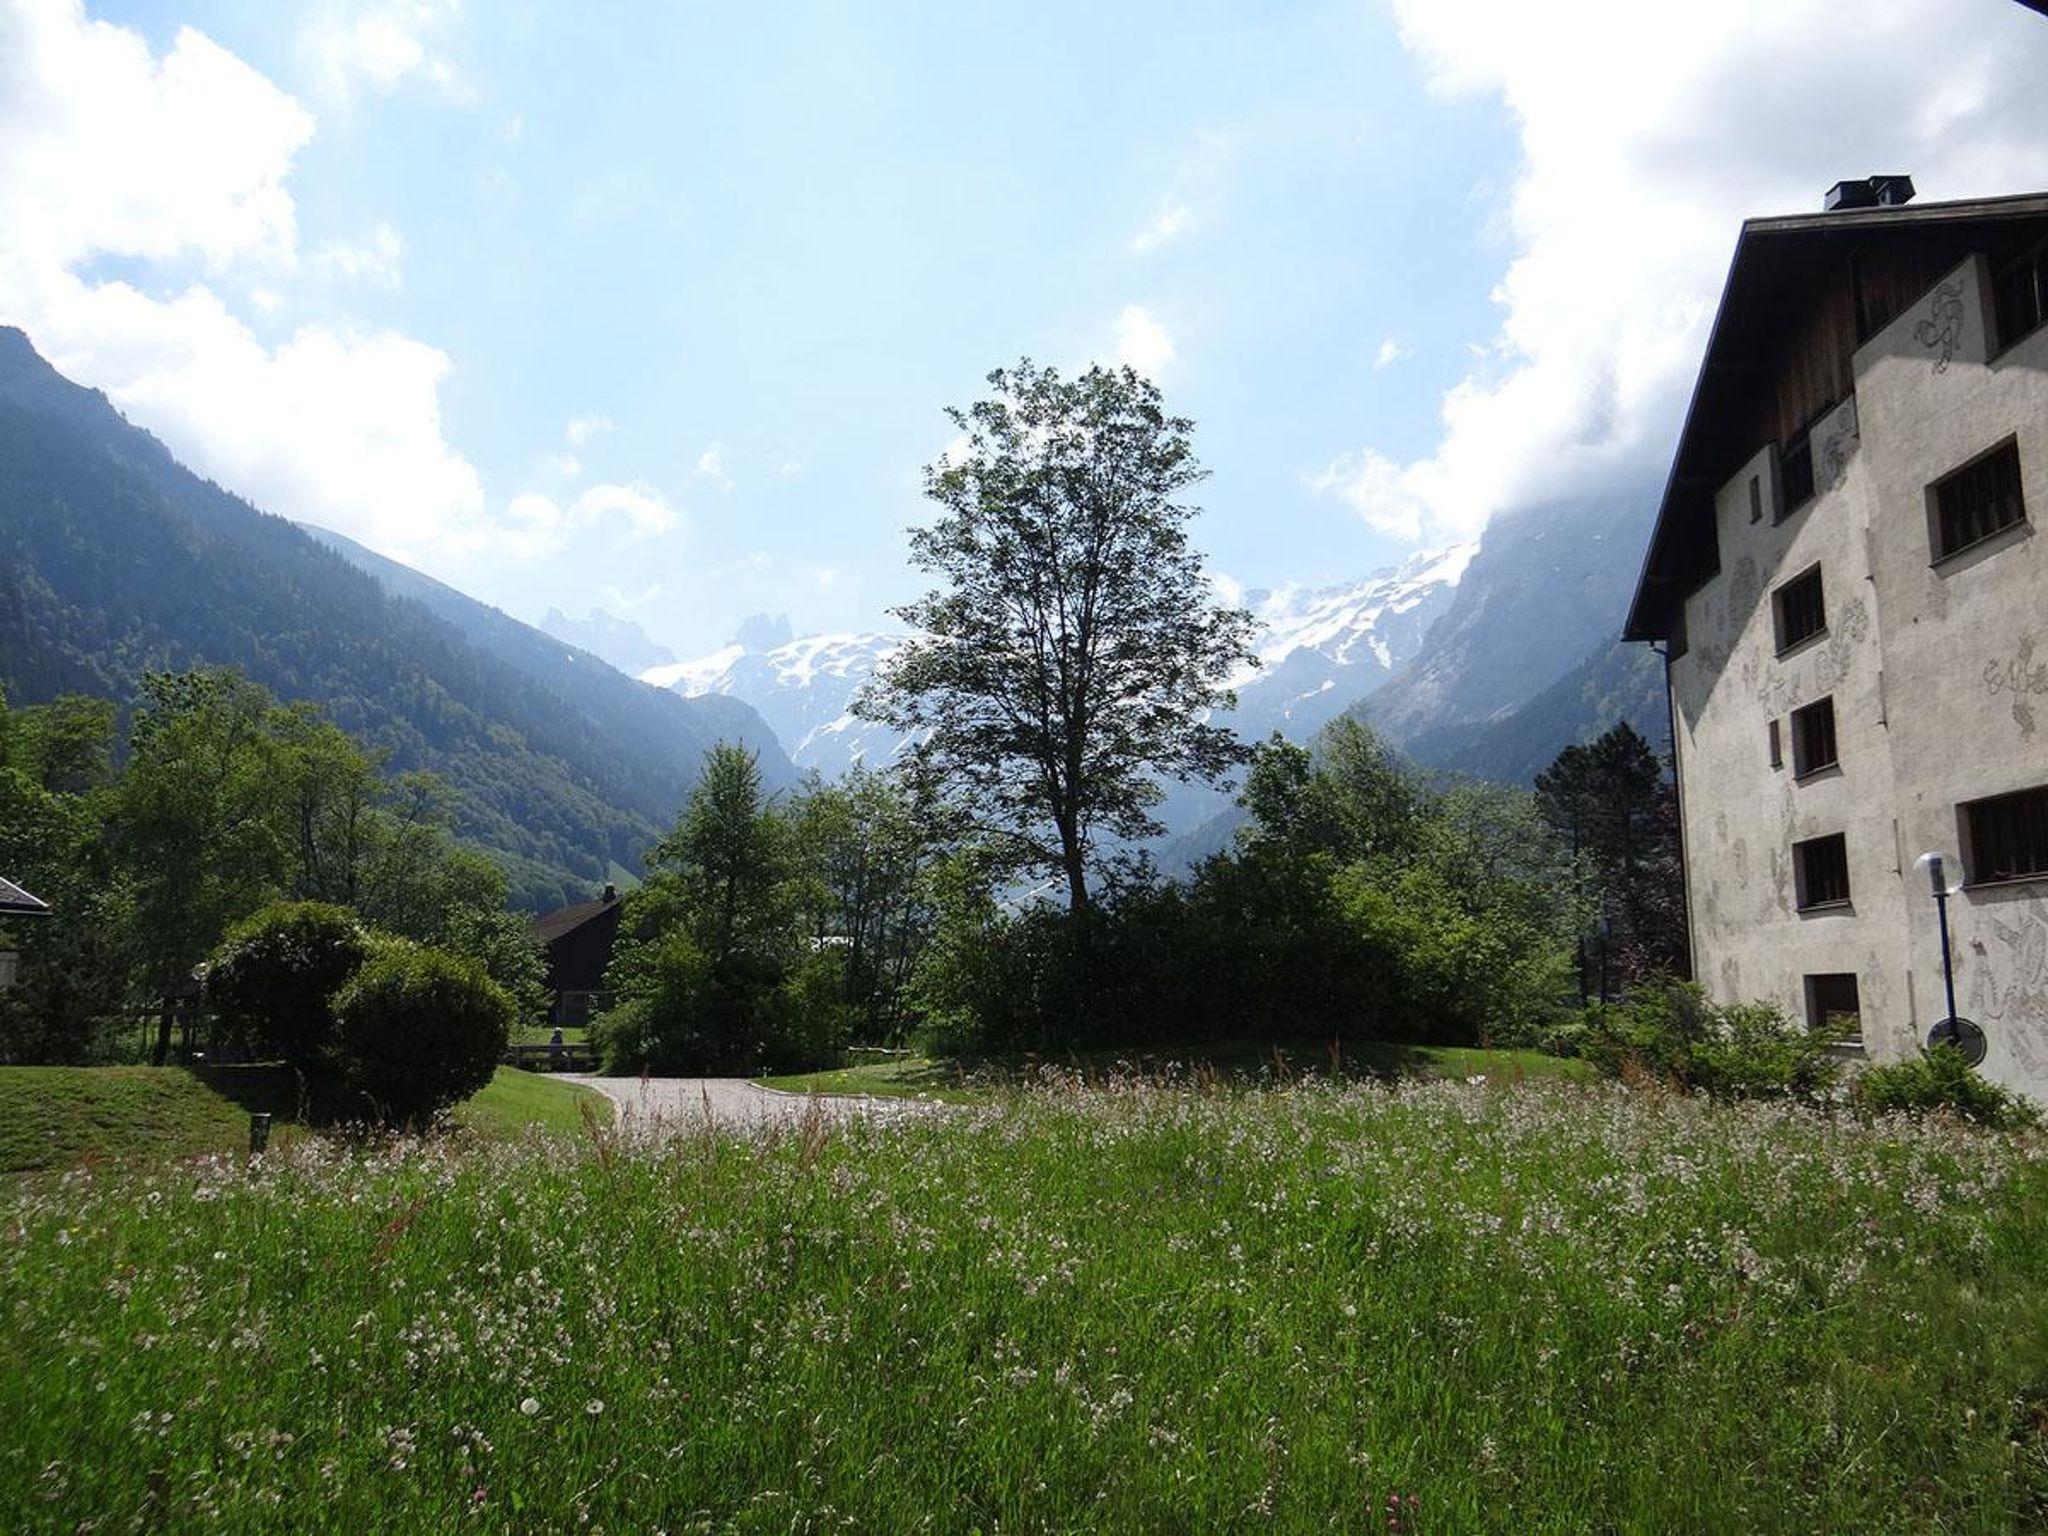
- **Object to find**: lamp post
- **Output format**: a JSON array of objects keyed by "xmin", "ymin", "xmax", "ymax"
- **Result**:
[{"xmin": 1913, "ymin": 851, "xmax": 1986, "ymax": 1065}]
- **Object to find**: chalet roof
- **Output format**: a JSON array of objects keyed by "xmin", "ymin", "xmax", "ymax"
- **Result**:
[
  {"xmin": 0, "ymin": 875, "xmax": 51, "ymax": 918},
  {"xmin": 1624, "ymin": 190, "xmax": 2048, "ymax": 643},
  {"xmin": 530, "ymin": 890, "xmax": 622, "ymax": 946}
]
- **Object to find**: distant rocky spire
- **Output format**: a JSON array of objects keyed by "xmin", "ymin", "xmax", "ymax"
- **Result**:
[{"xmin": 733, "ymin": 612, "xmax": 794, "ymax": 652}]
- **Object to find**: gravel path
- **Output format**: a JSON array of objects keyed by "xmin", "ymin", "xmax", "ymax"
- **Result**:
[{"xmin": 566, "ymin": 1076, "xmax": 934, "ymax": 1138}]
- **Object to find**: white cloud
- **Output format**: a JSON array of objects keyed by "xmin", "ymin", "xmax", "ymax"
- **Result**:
[
  {"xmin": 305, "ymin": 1, "xmax": 461, "ymax": 100},
  {"xmin": 565, "ymin": 414, "xmax": 613, "ymax": 448},
  {"xmin": 1130, "ymin": 202, "xmax": 1192, "ymax": 254},
  {"xmin": 501, "ymin": 482, "xmax": 679, "ymax": 557},
  {"xmin": 1320, "ymin": 0, "xmax": 2048, "ymax": 543},
  {"xmin": 1304, "ymin": 449, "xmax": 1428, "ymax": 540},
  {"xmin": 313, "ymin": 221, "xmax": 404, "ymax": 286},
  {"xmin": 1112, "ymin": 303, "xmax": 1175, "ymax": 376},
  {"xmin": 0, "ymin": 2, "xmax": 527, "ymax": 564},
  {"xmin": 602, "ymin": 583, "xmax": 662, "ymax": 611},
  {"xmin": 1372, "ymin": 336, "xmax": 1410, "ymax": 371},
  {"xmin": 693, "ymin": 445, "xmax": 732, "ymax": 490}
]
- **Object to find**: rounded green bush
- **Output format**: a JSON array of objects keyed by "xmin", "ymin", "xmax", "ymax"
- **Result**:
[
  {"xmin": 1853, "ymin": 1044, "xmax": 2041, "ymax": 1129},
  {"xmin": 207, "ymin": 902, "xmax": 373, "ymax": 1066},
  {"xmin": 331, "ymin": 942, "xmax": 514, "ymax": 1126}
]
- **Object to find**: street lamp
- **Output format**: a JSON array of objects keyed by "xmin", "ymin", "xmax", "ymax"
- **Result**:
[{"xmin": 1913, "ymin": 851, "xmax": 1986, "ymax": 1065}]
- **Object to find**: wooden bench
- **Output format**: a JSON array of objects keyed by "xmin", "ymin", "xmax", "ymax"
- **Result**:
[{"xmin": 505, "ymin": 1042, "xmax": 596, "ymax": 1072}]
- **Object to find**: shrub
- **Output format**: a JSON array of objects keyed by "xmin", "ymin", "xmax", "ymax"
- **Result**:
[
  {"xmin": 330, "ymin": 943, "xmax": 514, "ymax": 1126},
  {"xmin": 207, "ymin": 902, "xmax": 373, "ymax": 1066},
  {"xmin": 1854, "ymin": 1044, "xmax": 2041, "ymax": 1129},
  {"xmin": 595, "ymin": 931, "xmax": 847, "ymax": 1075},
  {"xmin": 1580, "ymin": 979, "xmax": 1842, "ymax": 1102}
]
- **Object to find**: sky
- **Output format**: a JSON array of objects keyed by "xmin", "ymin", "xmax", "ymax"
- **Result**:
[{"xmin": 5, "ymin": 0, "xmax": 2048, "ymax": 660}]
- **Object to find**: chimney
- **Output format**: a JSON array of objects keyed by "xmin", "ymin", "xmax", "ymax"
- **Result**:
[
  {"xmin": 602, "ymin": 883, "xmax": 618, "ymax": 903},
  {"xmin": 1824, "ymin": 175, "xmax": 1915, "ymax": 213}
]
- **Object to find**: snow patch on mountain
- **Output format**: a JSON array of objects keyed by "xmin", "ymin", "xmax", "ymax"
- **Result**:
[{"xmin": 644, "ymin": 546, "xmax": 1471, "ymax": 796}]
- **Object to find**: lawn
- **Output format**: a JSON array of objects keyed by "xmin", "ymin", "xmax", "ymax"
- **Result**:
[
  {"xmin": 759, "ymin": 1038, "xmax": 1593, "ymax": 1101},
  {"xmin": 0, "ymin": 1065, "xmax": 611, "ymax": 1175},
  {"xmin": 4, "ymin": 1077, "xmax": 2044, "ymax": 1531}
]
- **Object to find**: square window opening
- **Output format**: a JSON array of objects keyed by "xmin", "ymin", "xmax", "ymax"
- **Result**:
[
  {"xmin": 1773, "ymin": 566, "xmax": 1827, "ymax": 654},
  {"xmin": 1794, "ymin": 832, "xmax": 1852, "ymax": 910},
  {"xmin": 1931, "ymin": 438, "xmax": 2026, "ymax": 561},
  {"xmin": 1962, "ymin": 785, "xmax": 2048, "ymax": 886},
  {"xmin": 1993, "ymin": 242, "xmax": 2048, "ymax": 353},
  {"xmin": 1804, "ymin": 973, "xmax": 1861, "ymax": 1040},
  {"xmin": 1791, "ymin": 697, "xmax": 1839, "ymax": 777}
]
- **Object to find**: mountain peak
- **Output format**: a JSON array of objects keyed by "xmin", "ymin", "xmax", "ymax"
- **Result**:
[{"xmin": 734, "ymin": 612, "xmax": 794, "ymax": 652}]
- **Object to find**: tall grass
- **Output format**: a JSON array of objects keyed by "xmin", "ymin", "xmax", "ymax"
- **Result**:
[{"xmin": 4, "ymin": 1077, "xmax": 2045, "ymax": 1531}]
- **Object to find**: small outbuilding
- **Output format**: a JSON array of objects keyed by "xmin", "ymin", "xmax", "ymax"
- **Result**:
[
  {"xmin": 0, "ymin": 875, "xmax": 51, "ymax": 991},
  {"xmin": 530, "ymin": 884, "xmax": 624, "ymax": 1028}
]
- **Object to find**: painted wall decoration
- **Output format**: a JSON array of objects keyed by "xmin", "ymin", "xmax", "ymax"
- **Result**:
[
  {"xmin": 1985, "ymin": 633, "xmax": 2048, "ymax": 740},
  {"xmin": 1913, "ymin": 279, "xmax": 1966, "ymax": 373}
]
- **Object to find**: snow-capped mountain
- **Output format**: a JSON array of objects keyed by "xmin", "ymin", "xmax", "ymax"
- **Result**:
[
  {"xmin": 643, "ymin": 625, "xmax": 906, "ymax": 780},
  {"xmin": 1224, "ymin": 543, "xmax": 1475, "ymax": 744},
  {"xmin": 642, "ymin": 545, "xmax": 1472, "ymax": 807}
]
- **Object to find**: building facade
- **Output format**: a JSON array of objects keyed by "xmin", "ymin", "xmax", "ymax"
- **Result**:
[
  {"xmin": 530, "ymin": 884, "xmax": 624, "ymax": 1029},
  {"xmin": 1627, "ymin": 183, "xmax": 2048, "ymax": 1100}
]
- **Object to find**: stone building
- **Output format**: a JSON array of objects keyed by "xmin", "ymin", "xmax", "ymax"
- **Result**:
[{"xmin": 1626, "ymin": 179, "xmax": 2048, "ymax": 1100}]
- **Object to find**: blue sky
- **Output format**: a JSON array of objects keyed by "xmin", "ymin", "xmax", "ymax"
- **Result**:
[{"xmin": 8, "ymin": 0, "xmax": 2048, "ymax": 658}]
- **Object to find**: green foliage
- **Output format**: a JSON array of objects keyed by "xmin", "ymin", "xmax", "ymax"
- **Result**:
[
  {"xmin": 1854, "ymin": 1045, "xmax": 2041, "ymax": 1129},
  {"xmin": 330, "ymin": 944, "xmax": 515, "ymax": 1127},
  {"xmin": 1534, "ymin": 722, "xmax": 1686, "ymax": 996},
  {"xmin": 1576, "ymin": 980, "xmax": 1843, "ymax": 1102},
  {"xmin": 859, "ymin": 358, "xmax": 1255, "ymax": 913},
  {"xmin": 205, "ymin": 902, "xmax": 372, "ymax": 1068},
  {"xmin": 598, "ymin": 746, "xmax": 851, "ymax": 1074}
]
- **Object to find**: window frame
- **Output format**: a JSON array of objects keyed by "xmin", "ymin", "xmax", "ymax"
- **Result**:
[
  {"xmin": 1991, "ymin": 239, "xmax": 2048, "ymax": 357},
  {"xmin": 1793, "ymin": 831, "xmax": 1853, "ymax": 911},
  {"xmin": 1960, "ymin": 784, "xmax": 2048, "ymax": 889},
  {"xmin": 1928, "ymin": 436, "xmax": 2027, "ymax": 565},
  {"xmin": 1777, "ymin": 432, "xmax": 1816, "ymax": 520},
  {"xmin": 1789, "ymin": 696, "xmax": 1839, "ymax": 779},
  {"xmin": 1803, "ymin": 972, "xmax": 1862, "ymax": 1041},
  {"xmin": 1772, "ymin": 565, "xmax": 1828, "ymax": 656}
]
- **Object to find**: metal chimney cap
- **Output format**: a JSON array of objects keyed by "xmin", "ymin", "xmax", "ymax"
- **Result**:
[{"xmin": 1824, "ymin": 175, "xmax": 1916, "ymax": 212}]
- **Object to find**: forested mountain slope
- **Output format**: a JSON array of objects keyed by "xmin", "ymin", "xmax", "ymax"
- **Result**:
[{"xmin": 0, "ymin": 326, "xmax": 782, "ymax": 907}]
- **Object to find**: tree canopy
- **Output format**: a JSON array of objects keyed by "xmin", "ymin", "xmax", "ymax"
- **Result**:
[{"xmin": 859, "ymin": 360, "xmax": 1254, "ymax": 914}]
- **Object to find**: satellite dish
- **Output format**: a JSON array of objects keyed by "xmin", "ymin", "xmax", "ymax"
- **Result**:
[{"xmin": 1926, "ymin": 1016, "xmax": 1987, "ymax": 1067}]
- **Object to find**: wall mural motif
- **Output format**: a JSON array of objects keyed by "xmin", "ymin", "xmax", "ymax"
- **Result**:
[
  {"xmin": 1969, "ymin": 910, "xmax": 2048, "ymax": 1086},
  {"xmin": 1817, "ymin": 398, "xmax": 1858, "ymax": 491},
  {"xmin": 1913, "ymin": 279, "xmax": 1966, "ymax": 373},
  {"xmin": 1985, "ymin": 634, "xmax": 2048, "ymax": 741}
]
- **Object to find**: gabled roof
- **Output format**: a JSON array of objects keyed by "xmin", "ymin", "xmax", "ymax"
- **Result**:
[
  {"xmin": 530, "ymin": 892, "xmax": 622, "ymax": 946},
  {"xmin": 0, "ymin": 876, "xmax": 51, "ymax": 918},
  {"xmin": 1625, "ymin": 191, "xmax": 2048, "ymax": 642}
]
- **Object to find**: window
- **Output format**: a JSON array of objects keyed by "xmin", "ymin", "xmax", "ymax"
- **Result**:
[
  {"xmin": 1768, "ymin": 718, "xmax": 1783, "ymax": 769},
  {"xmin": 1931, "ymin": 439, "xmax": 2026, "ymax": 560},
  {"xmin": 1994, "ymin": 243, "xmax": 2047, "ymax": 352},
  {"xmin": 1962, "ymin": 785, "xmax": 2048, "ymax": 886},
  {"xmin": 1748, "ymin": 474, "xmax": 1763, "ymax": 525},
  {"xmin": 1804, "ymin": 973, "xmax": 1861, "ymax": 1040},
  {"xmin": 1794, "ymin": 832, "xmax": 1852, "ymax": 910},
  {"xmin": 1790, "ymin": 697, "xmax": 1838, "ymax": 777},
  {"xmin": 1773, "ymin": 566, "xmax": 1826, "ymax": 653},
  {"xmin": 1779, "ymin": 433, "xmax": 1815, "ymax": 516}
]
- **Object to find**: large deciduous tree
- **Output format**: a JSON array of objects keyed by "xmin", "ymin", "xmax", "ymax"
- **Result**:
[{"xmin": 859, "ymin": 360, "xmax": 1254, "ymax": 915}]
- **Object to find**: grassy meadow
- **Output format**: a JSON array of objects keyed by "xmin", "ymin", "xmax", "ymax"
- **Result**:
[
  {"xmin": 4, "ymin": 1076, "xmax": 2046, "ymax": 1531},
  {"xmin": 0, "ymin": 1066, "xmax": 610, "ymax": 1175}
]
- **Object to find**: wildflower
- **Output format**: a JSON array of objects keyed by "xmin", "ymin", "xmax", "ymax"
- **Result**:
[
  {"xmin": 585, "ymin": 1398, "xmax": 604, "ymax": 1416},
  {"xmin": 519, "ymin": 1397, "xmax": 540, "ymax": 1417}
]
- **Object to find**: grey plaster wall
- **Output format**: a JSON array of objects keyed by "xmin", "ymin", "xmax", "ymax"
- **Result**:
[{"xmin": 1668, "ymin": 251, "xmax": 2048, "ymax": 1099}]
